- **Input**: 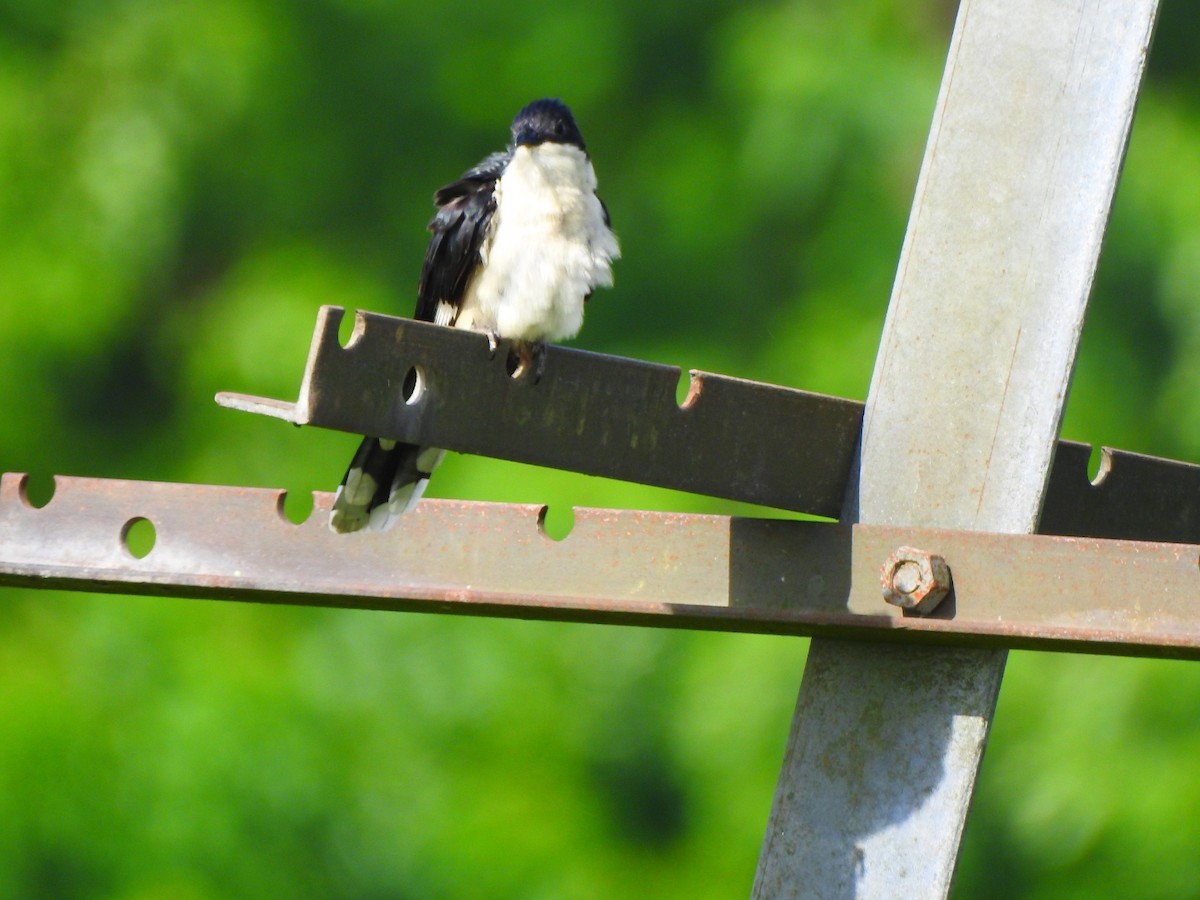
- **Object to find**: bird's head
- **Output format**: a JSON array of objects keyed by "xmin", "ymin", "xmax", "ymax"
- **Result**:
[{"xmin": 511, "ymin": 98, "xmax": 587, "ymax": 152}]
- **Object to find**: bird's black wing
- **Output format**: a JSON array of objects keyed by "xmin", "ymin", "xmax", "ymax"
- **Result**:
[{"xmin": 413, "ymin": 149, "xmax": 512, "ymax": 323}]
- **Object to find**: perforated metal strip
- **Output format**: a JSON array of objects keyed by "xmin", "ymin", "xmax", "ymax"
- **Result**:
[{"xmin": 3, "ymin": 473, "xmax": 1199, "ymax": 659}]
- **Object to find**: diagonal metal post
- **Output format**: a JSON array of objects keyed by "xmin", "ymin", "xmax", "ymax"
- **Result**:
[{"xmin": 753, "ymin": 2, "xmax": 1160, "ymax": 897}]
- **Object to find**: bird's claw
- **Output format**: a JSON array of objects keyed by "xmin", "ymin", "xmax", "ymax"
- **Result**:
[
  {"xmin": 531, "ymin": 342, "xmax": 547, "ymax": 382},
  {"xmin": 511, "ymin": 341, "xmax": 547, "ymax": 382}
]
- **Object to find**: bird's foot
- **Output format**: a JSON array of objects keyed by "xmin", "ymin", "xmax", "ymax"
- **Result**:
[
  {"xmin": 485, "ymin": 329, "xmax": 501, "ymax": 359},
  {"xmin": 505, "ymin": 340, "xmax": 546, "ymax": 382}
]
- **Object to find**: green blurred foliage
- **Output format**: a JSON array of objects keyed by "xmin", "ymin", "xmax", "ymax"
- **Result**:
[{"xmin": 1, "ymin": 0, "xmax": 1199, "ymax": 896}]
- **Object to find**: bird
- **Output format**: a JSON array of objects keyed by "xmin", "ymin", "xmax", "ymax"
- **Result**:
[{"xmin": 329, "ymin": 98, "xmax": 620, "ymax": 533}]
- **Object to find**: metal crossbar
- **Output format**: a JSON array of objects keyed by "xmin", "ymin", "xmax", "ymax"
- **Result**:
[
  {"xmin": 2, "ymin": 473, "xmax": 1199, "ymax": 659},
  {"xmin": 218, "ymin": 307, "xmax": 1200, "ymax": 545}
]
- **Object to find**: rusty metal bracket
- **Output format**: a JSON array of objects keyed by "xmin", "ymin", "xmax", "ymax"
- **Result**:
[
  {"xmin": 4, "ymin": 472, "xmax": 1200, "ymax": 660},
  {"xmin": 216, "ymin": 307, "xmax": 1200, "ymax": 543}
]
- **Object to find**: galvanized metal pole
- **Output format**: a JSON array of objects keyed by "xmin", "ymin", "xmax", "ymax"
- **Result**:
[{"xmin": 753, "ymin": 2, "xmax": 1159, "ymax": 897}]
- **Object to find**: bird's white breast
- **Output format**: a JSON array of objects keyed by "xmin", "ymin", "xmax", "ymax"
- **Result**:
[{"xmin": 460, "ymin": 143, "xmax": 619, "ymax": 342}]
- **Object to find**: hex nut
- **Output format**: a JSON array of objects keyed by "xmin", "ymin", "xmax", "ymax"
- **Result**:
[{"xmin": 881, "ymin": 547, "xmax": 952, "ymax": 615}]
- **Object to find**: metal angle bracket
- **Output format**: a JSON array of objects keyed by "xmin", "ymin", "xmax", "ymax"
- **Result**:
[
  {"xmin": 218, "ymin": 306, "xmax": 864, "ymax": 517},
  {"xmin": 217, "ymin": 306, "xmax": 1200, "ymax": 543},
  {"xmin": 3, "ymin": 472, "xmax": 1200, "ymax": 660}
]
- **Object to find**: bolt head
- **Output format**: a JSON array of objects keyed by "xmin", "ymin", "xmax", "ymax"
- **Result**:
[{"xmin": 881, "ymin": 547, "xmax": 951, "ymax": 615}]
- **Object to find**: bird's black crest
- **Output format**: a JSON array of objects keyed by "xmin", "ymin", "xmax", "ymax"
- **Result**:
[{"xmin": 511, "ymin": 98, "xmax": 587, "ymax": 151}]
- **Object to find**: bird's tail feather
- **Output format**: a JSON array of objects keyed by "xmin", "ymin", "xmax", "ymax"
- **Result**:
[{"xmin": 329, "ymin": 437, "xmax": 445, "ymax": 533}]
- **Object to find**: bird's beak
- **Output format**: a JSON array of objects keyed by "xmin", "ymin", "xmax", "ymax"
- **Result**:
[{"xmin": 514, "ymin": 128, "xmax": 541, "ymax": 147}]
